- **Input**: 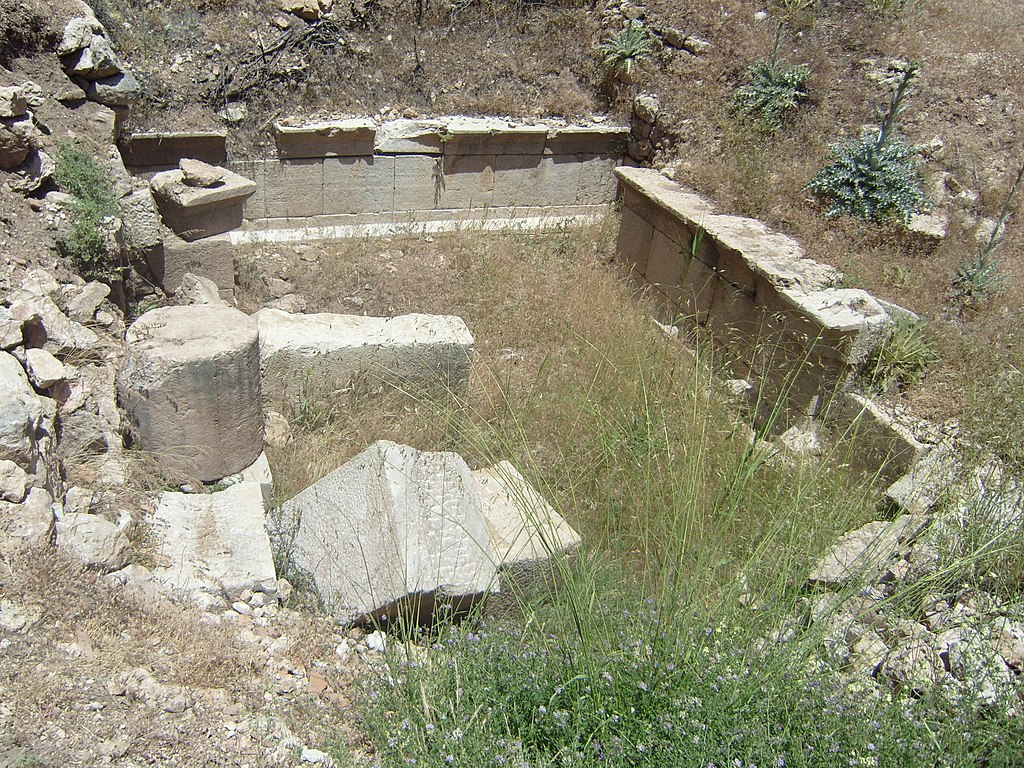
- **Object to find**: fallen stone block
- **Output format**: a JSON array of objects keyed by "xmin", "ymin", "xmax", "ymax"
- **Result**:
[
  {"xmin": 274, "ymin": 119, "xmax": 376, "ymax": 159},
  {"xmin": 255, "ymin": 309, "xmax": 474, "ymax": 406},
  {"xmin": 285, "ymin": 440, "xmax": 499, "ymax": 624},
  {"xmin": 149, "ymin": 482, "xmax": 277, "ymax": 599},
  {"xmin": 118, "ymin": 305, "xmax": 264, "ymax": 482},
  {"xmin": 149, "ymin": 234, "xmax": 235, "ymax": 297},
  {"xmin": 473, "ymin": 460, "xmax": 580, "ymax": 600},
  {"xmin": 808, "ymin": 515, "xmax": 929, "ymax": 588},
  {"xmin": 0, "ymin": 487, "xmax": 55, "ymax": 549},
  {"xmin": 221, "ymin": 451, "xmax": 274, "ymax": 506},
  {"xmin": 0, "ymin": 351, "xmax": 53, "ymax": 472}
]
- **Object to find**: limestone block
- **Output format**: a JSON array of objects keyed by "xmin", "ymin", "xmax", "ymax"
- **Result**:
[
  {"xmin": 0, "ymin": 487, "xmax": 54, "ymax": 548},
  {"xmin": 274, "ymin": 119, "xmax": 376, "ymax": 159},
  {"xmin": 0, "ymin": 351, "xmax": 51, "ymax": 471},
  {"xmin": 255, "ymin": 308, "xmax": 474, "ymax": 406},
  {"xmin": 808, "ymin": 516, "xmax": 928, "ymax": 587},
  {"xmin": 0, "ymin": 87, "xmax": 28, "ymax": 119},
  {"xmin": 64, "ymin": 35, "xmax": 125, "ymax": 79},
  {"xmin": 12, "ymin": 294, "xmax": 100, "ymax": 355},
  {"xmin": 120, "ymin": 131, "xmax": 228, "ymax": 168},
  {"xmin": 118, "ymin": 305, "xmax": 263, "ymax": 482},
  {"xmin": 393, "ymin": 155, "xmax": 443, "ymax": 211},
  {"xmin": 150, "ymin": 166, "xmax": 256, "ymax": 240},
  {"xmin": 822, "ymin": 392, "xmax": 927, "ymax": 484},
  {"xmin": 86, "ymin": 71, "xmax": 140, "ymax": 107},
  {"xmin": 0, "ymin": 460, "xmax": 29, "ymax": 503},
  {"xmin": 285, "ymin": 440, "xmax": 499, "ymax": 623},
  {"xmin": 24, "ymin": 348, "xmax": 66, "ymax": 389},
  {"xmin": 437, "ymin": 154, "xmax": 494, "ymax": 210},
  {"xmin": 491, "ymin": 155, "xmax": 581, "ymax": 208},
  {"xmin": 151, "ymin": 234, "xmax": 235, "ymax": 296},
  {"xmin": 59, "ymin": 17, "xmax": 104, "ymax": 56},
  {"xmin": 119, "ymin": 186, "xmax": 163, "ymax": 251},
  {"xmin": 66, "ymin": 281, "xmax": 111, "ymax": 323},
  {"xmin": 221, "ymin": 451, "xmax": 274, "ymax": 506},
  {"xmin": 473, "ymin": 461, "xmax": 580, "ymax": 598},
  {"xmin": 150, "ymin": 482, "xmax": 277, "ymax": 598},
  {"xmin": 263, "ymin": 159, "xmax": 323, "ymax": 219},
  {"xmin": 544, "ymin": 125, "xmax": 628, "ymax": 156},
  {"xmin": 322, "ymin": 156, "xmax": 394, "ymax": 216},
  {"xmin": 375, "ymin": 119, "xmax": 445, "ymax": 154},
  {"xmin": 441, "ymin": 118, "xmax": 547, "ymax": 156},
  {"xmin": 56, "ymin": 512, "xmax": 129, "ymax": 571},
  {"xmin": 616, "ymin": 205, "xmax": 654, "ymax": 276}
]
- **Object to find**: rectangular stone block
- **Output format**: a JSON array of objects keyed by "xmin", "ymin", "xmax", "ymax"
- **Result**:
[
  {"xmin": 226, "ymin": 159, "xmax": 267, "ymax": 220},
  {"xmin": 393, "ymin": 154, "xmax": 443, "ymax": 211},
  {"xmin": 576, "ymin": 155, "xmax": 621, "ymax": 205},
  {"xmin": 151, "ymin": 234, "xmax": 235, "ymax": 295},
  {"xmin": 437, "ymin": 154, "xmax": 494, "ymax": 210},
  {"xmin": 256, "ymin": 309, "xmax": 475, "ymax": 407},
  {"xmin": 121, "ymin": 131, "xmax": 227, "ymax": 167},
  {"xmin": 491, "ymin": 155, "xmax": 580, "ymax": 208},
  {"xmin": 375, "ymin": 119, "xmax": 445, "ymax": 154},
  {"xmin": 263, "ymin": 159, "xmax": 323, "ymax": 218},
  {"xmin": 274, "ymin": 119, "xmax": 376, "ymax": 158},
  {"xmin": 544, "ymin": 125, "xmax": 628, "ymax": 156},
  {"xmin": 442, "ymin": 118, "xmax": 547, "ymax": 156},
  {"xmin": 616, "ymin": 205, "xmax": 654, "ymax": 276},
  {"xmin": 323, "ymin": 156, "xmax": 395, "ymax": 216}
]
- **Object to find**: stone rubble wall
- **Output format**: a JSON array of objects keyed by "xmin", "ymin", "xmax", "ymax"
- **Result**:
[
  {"xmin": 615, "ymin": 166, "xmax": 896, "ymax": 433},
  {"xmin": 121, "ymin": 119, "xmax": 627, "ymax": 231}
]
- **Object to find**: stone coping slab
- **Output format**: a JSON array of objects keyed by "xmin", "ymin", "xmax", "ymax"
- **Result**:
[
  {"xmin": 615, "ymin": 166, "xmax": 840, "ymax": 292},
  {"xmin": 120, "ymin": 131, "xmax": 227, "ymax": 167},
  {"xmin": 151, "ymin": 166, "xmax": 256, "ymax": 210},
  {"xmin": 274, "ymin": 119, "xmax": 377, "ymax": 158}
]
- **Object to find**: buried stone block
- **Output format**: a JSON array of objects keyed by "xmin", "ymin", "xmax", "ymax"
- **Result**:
[
  {"xmin": 117, "ymin": 305, "xmax": 263, "ymax": 482},
  {"xmin": 149, "ymin": 482, "xmax": 277, "ymax": 600},
  {"xmin": 255, "ymin": 309, "xmax": 474, "ymax": 406}
]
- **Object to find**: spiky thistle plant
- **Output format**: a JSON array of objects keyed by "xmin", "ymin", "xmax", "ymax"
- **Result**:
[
  {"xmin": 806, "ymin": 62, "xmax": 929, "ymax": 224},
  {"xmin": 600, "ymin": 22, "xmax": 653, "ymax": 82},
  {"xmin": 733, "ymin": 28, "xmax": 810, "ymax": 133}
]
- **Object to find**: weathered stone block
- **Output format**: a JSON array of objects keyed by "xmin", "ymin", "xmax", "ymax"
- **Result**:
[
  {"xmin": 150, "ymin": 166, "xmax": 256, "ymax": 240},
  {"xmin": 286, "ymin": 440, "xmax": 498, "ymax": 623},
  {"xmin": 255, "ymin": 308, "xmax": 474, "ymax": 406},
  {"xmin": 118, "ymin": 305, "xmax": 263, "ymax": 482},
  {"xmin": 616, "ymin": 205, "xmax": 654, "ymax": 276},
  {"xmin": 822, "ymin": 392, "xmax": 927, "ymax": 484},
  {"xmin": 393, "ymin": 154, "xmax": 443, "ymax": 211},
  {"xmin": 576, "ymin": 154, "xmax": 621, "ymax": 204},
  {"xmin": 491, "ymin": 155, "xmax": 580, "ymax": 208},
  {"xmin": 152, "ymin": 234, "xmax": 235, "ymax": 295},
  {"xmin": 544, "ymin": 125, "xmax": 628, "ymax": 156},
  {"xmin": 120, "ymin": 131, "xmax": 228, "ymax": 167},
  {"xmin": 150, "ymin": 482, "xmax": 277, "ymax": 598},
  {"xmin": 263, "ymin": 159, "xmax": 323, "ymax": 219},
  {"xmin": 322, "ymin": 156, "xmax": 394, "ymax": 215},
  {"xmin": 437, "ymin": 154, "xmax": 494, "ymax": 209},
  {"xmin": 274, "ymin": 119, "xmax": 376, "ymax": 159},
  {"xmin": 375, "ymin": 119, "xmax": 445, "ymax": 154},
  {"xmin": 473, "ymin": 460, "xmax": 580, "ymax": 600},
  {"xmin": 442, "ymin": 118, "xmax": 547, "ymax": 156}
]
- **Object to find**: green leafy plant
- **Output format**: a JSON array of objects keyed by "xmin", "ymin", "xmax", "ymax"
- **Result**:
[
  {"xmin": 863, "ymin": 314, "xmax": 939, "ymax": 393},
  {"xmin": 805, "ymin": 62, "xmax": 929, "ymax": 224},
  {"xmin": 53, "ymin": 140, "xmax": 128, "ymax": 281},
  {"xmin": 733, "ymin": 27, "xmax": 810, "ymax": 133},
  {"xmin": 949, "ymin": 160, "xmax": 1022, "ymax": 314},
  {"xmin": 733, "ymin": 59, "xmax": 810, "ymax": 133},
  {"xmin": 599, "ymin": 22, "xmax": 652, "ymax": 82}
]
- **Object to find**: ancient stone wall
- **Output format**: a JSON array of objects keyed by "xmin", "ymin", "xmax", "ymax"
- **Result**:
[
  {"xmin": 615, "ymin": 166, "xmax": 897, "ymax": 433},
  {"xmin": 122, "ymin": 118, "xmax": 627, "ymax": 231}
]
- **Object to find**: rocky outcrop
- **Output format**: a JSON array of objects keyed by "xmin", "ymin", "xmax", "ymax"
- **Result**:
[{"xmin": 57, "ymin": 14, "xmax": 141, "ymax": 107}]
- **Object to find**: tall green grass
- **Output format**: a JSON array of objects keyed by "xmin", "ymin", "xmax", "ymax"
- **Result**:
[{"xmin": 249, "ymin": 225, "xmax": 1023, "ymax": 767}]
